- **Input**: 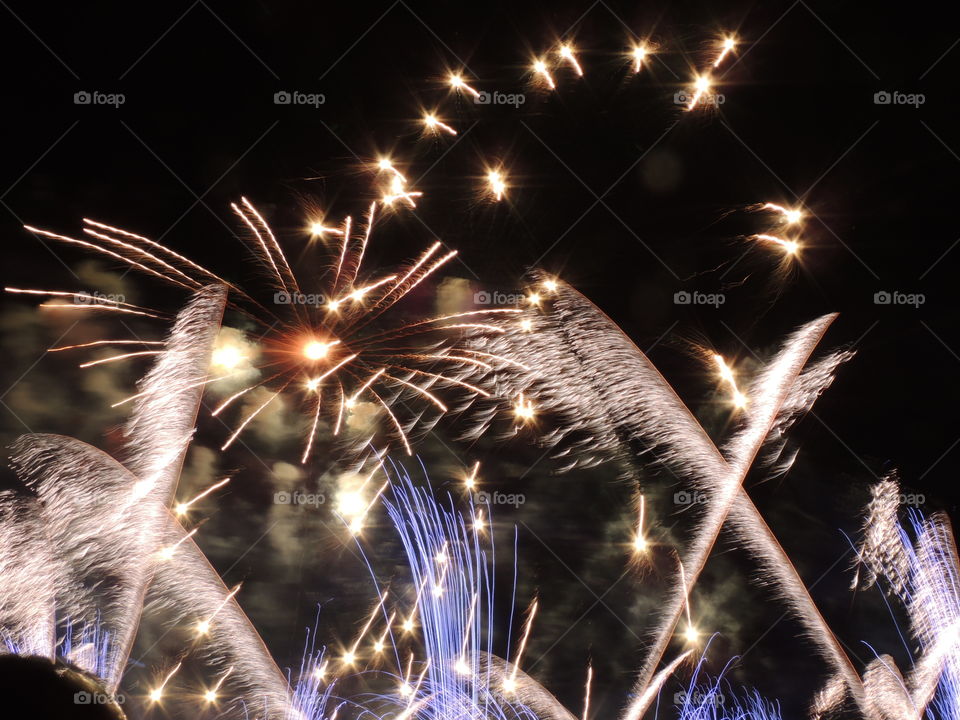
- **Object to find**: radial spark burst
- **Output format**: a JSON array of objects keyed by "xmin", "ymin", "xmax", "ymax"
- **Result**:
[{"xmin": 18, "ymin": 199, "xmax": 520, "ymax": 461}]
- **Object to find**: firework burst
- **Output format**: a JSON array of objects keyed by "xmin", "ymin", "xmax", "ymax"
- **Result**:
[{"xmin": 17, "ymin": 198, "xmax": 521, "ymax": 462}]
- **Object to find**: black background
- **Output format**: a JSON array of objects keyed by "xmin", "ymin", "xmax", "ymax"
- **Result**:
[{"xmin": 1, "ymin": 2, "xmax": 958, "ymax": 718}]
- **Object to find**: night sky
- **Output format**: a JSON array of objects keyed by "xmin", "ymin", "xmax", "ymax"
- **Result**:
[{"xmin": 1, "ymin": 2, "xmax": 958, "ymax": 718}]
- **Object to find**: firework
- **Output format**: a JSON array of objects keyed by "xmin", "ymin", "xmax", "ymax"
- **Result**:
[
  {"xmin": 532, "ymin": 57, "xmax": 557, "ymax": 89},
  {"xmin": 19, "ymin": 198, "xmax": 521, "ymax": 462},
  {"xmin": 753, "ymin": 233, "xmax": 800, "ymax": 256},
  {"xmin": 174, "ymin": 476, "xmax": 231, "ymax": 517},
  {"xmin": 713, "ymin": 36, "xmax": 737, "ymax": 68},
  {"xmin": 713, "ymin": 354, "xmax": 748, "ymax": 409},
  {"xmin": 632, "ymin": 494, "xmax": 649, "ymax": 554},
  {"xmin": 761, "ymin": 202, "xmax": 804, "ymax": 225},
  {"xmin": 676, "ymin": 643, "xmax": 784, "ymax": 720},
  {"xmin": 630, "ymin": 43, "xmax": 650, "ymax": 73},
  {"xmin": 486, "ymin": 168, "xmax": 508, "ymax": 201},
  {"xmin": 513, "ymin": 392, "xmax": 536, "ymax": 423},
  {"xmin": 848, "ymin": 477, "xmax": 960, "ymax": 720},
  {"xmin": 448, "ymin": 71, "xmax": 481, "ymax": 99},
  {"xmin": 423, "ymin": 112, "xmax": 457, "ymax": 136},
  {"xmin": 462, "ymin": 275, "xmax": 862, "ymax": 716},
  {"xmin": 558, "ymin": 43, "xmax": 584, "ymax": 76},
  {"xmin": 148, "ymin": 662, "xmax": 182, "ymax": 703},
  {"xmin": 685, "ymin": 74, "xmax": 713, "ymax": 111},
  {"xmin": 463, "ymin": 461, "xmax": 480, "ymax": 491},
  {"xmin": 380, "ymin": 474, "xmax": 570, "ymax": 720},
  {"xmin": 377, "ymin": 160, "xmax": 424, "ymax": 207}
]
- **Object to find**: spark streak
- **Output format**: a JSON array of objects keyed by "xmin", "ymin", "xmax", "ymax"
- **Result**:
[
  {"xmin": 79, "ymin": 350, "xmax": 164, "ymax": 368},
  {"xmin": 448, "ymin": 72, "xmax": 481, "ymax": 99},
  {"xmin": 423, "ymin": 113, "xmax": 457, "ymax": 136},
  {"xmin": 713, "ymin": 36, "xmax": 737, "ymax": 68},
  {"xmin": 148, "ymin": 662, "xmax": 182, "ymax": 703},
  {"xmin": 174, "ymin": 477, "xmax": 231, "ymax": 517},
  {"xmin": 532, "ymin": 58, "xmax": 556, "ymax": 89},
  {"xmin": 504, "ymin": 599, "xmax": 538, "ymax": 693},
  {"xmin": 686, "ymin": 74, "xmax": 713, "ymax": 111},
  {"xmin": 343, "ymin": 592, "xmax": 389, "ymax": 667},
  {"xmin": 559, "ymin": 44, "xmax": 583, "ymax": 75},
  {"xmin": 196, "ymin": 584, "xmax": 241, "ymax": 636},
  {"xmin": 633, "ymin": 494, "xmax": 648, "ymax": 553},
  {"xmin": 713, "ymin": 354, "xmax": 748, "ymax": 409},
  {"xmin": 582, "ymin": 663, "xmax": 594, "ymax": 720},
  {"xmin": 762, "ymin": 202, "xmax": 803, "ymax": 225},
  {"xmin": 753, "ymin": 233, "xmax": 800, "ymax": 256},
  {"xmin": 158, "ymin": 527, "xmax": 199, "ymax": 562}
]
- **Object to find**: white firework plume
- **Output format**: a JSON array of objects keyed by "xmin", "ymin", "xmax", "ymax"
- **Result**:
[
  {"xmin": 121, "ymin": 283, "xmax": 226, "ymax": 502},
  {"xmin": 6, "ymin": 285, "xmax": 226, "ymax": 691},
  {"xmin": 848, "ymin": 478, "xmax": 960, "ymax": 720},
  {"xmin": 2, "ymin": 286, "xmax": 315, "ymax": 717},
  {"xmin": 465, "ymin": 272, "xmax": 864, "ymax": 718},
  {"xmin": 0, "ymin": 492, "xmax": 58, "ymax": 659}
]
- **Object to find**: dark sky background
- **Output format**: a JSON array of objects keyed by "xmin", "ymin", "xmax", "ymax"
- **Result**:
[{"xmin": 1, "ymin": 1, "xmax": 958, "ymax": 718}]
